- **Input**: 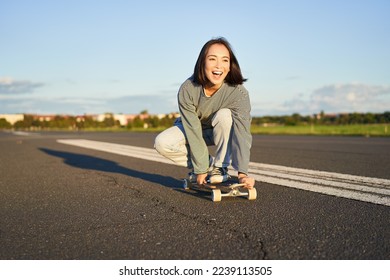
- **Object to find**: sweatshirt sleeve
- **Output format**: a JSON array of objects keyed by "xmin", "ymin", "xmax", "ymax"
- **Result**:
[
  {"xmin": 177, "ymin": 83, "xmax": 210, "ymax": 174},
  {"xmin": 229, "ymin": 85, "xmax": 252, "ymax": 174}
]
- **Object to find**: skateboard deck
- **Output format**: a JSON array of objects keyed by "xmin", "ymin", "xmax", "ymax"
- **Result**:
[{"xmin": 183, "ymin": 179, "xmax": 257, "ymax": 202}]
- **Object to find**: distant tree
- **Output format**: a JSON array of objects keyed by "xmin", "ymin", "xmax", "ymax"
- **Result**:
[
  {"xmin": 384, "ymin": 112, "xmax": 390, "ymax": 122},
  {"xmin": 13, "ymin": 114, "xmax": 34, "ymax": 129},
  {"xmin": 364, "ymin": 113, "xmax": 375, "ymax": 124},
  {"xmin": 145, "ymin": 115, "xmax": 160, "ymax": 128},
  {"xmin": 102, "ymin": 116, "xmax": 116, "ymax": 127},
  {"xmin": 284, "ymin": 113, "xmax": 302, "ymax": 126},
  {"xmin": 0, "ymin": 118, "xmax": 12, "ymax": 129},
  {"xmin": 381, "ymin": 111, "xmax": 390, "ymax": 123},
  {"xmin": 132, "ymin": 116, "xmax": 144, "ymax": 128},
  {"xmin": 50, "ymin": 115, "xmax": 66, "ymax": 128},
  {"xmin": 349, "ymin": 113, "xmax": 364, "ymax": 124},
  {"xmin": 83, "ymin": 116, "xmax": 99, "ymax": 128},
  {"xmin": 158, "ymin": 114, "xmax": 176, "ymax": 127}
]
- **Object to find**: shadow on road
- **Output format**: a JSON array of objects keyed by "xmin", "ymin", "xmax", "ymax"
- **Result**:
[{"xmin": 39, "ymin": 148, "xmax": 181, "ymax": 188}]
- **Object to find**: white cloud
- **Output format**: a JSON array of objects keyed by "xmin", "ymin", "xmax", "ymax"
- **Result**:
[
  {"xmin": 309, "ymin": 83, "xmax": 390, "ymax": 113},
  {"xmin": 0, "ymin": 77, "xmax": 45, "ymax": 94},
  {"xmin": 254, "ymin": 83, "xmax": 390, "ymax": 116}
]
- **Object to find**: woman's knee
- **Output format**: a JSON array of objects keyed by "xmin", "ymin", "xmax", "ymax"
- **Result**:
[
  {"xmin": 212, "ymin": 108, "xmax": 232, "ymax": 128},
  {"xmin": 154, "ymin": 125, "xmax": 185, "ymax": 155},
  {"xmin": 154, "ymin": 129, "xmax": 170, "ymax": 155}
]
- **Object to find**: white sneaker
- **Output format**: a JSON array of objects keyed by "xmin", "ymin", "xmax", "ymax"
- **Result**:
[{"xmin": 209, "ymin": 166, "xmax": 230, "ymax": 184}]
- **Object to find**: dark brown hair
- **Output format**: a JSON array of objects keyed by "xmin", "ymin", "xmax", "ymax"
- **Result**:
[{"xmin": 193, "ymin": 37, "xmax": 247, "ymax": 86}]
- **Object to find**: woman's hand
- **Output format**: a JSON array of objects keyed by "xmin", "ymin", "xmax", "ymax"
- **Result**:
[
  {"xmin": 196, "ymin": 173, "xmax": 208, "ymax": 186},
  {"xmin": 238, "ymin": 173, "xmax": 255, "ymax": 189}
]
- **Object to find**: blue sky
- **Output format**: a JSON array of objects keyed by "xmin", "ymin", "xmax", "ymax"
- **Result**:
[{"xmin": 1, "ymin": 0, "xmax": 389, "ymax": 116}]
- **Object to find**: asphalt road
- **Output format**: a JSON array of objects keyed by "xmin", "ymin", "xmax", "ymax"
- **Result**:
[{"xmin": 0, "ymin": 131, "xmax": 389, "ymax": 260}]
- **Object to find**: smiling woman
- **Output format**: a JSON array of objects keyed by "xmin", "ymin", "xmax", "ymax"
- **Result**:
[
  {"xmin": 155, "ymin": 37, "xmax": 255, "ymax": 189},
  {"xmin": 202, "ymin": 44, "xmax": 231, "ymax": 97},
  {"xmin": 193, "ymin": 38, "xmax": 247, "ymax": 93}
]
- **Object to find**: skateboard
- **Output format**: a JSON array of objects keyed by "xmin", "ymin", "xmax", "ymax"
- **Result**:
[{"xmin": 182, "ymin": 179, "xmax": 257, "ymax": 202}]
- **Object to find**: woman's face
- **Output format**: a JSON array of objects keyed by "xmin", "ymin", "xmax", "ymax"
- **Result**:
[{"xmin": 204, "ymin": 43, "xmax": 230, "ymax": 88}]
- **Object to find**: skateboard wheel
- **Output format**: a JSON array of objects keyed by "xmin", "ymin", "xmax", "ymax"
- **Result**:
[
  {"xmin": 212, "ymin": 189, "xmax": 222, "ymax": 202},
  {"xmin": 247, "ymin": 188, "xmax": 257, "ymax": 200},
  {"xmin": 183, "ymin": 179, "xmax": 192, "ymax": 190}
]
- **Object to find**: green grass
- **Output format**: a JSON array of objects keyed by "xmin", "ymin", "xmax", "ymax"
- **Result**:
[{"xmin": 250, "ymin": 124, "xmax": 390, "ymax": 137}]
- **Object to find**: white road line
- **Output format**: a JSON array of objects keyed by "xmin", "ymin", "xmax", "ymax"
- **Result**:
[
  {"xmin": 11, "ymin": 131, "xmax": 37, "ymax": 136},
  {"xmin": 57, "ymin": 139, "xmax": 173, "ymax": 164},
  {"xmin": 57, "ymin": 139, "xmax": 390, "ymax": 207}
]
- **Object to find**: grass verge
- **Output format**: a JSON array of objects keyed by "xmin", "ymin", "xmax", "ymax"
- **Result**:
[{"xmin": 250, "ymin": 124, "xmax": 390, "ymax": 137}]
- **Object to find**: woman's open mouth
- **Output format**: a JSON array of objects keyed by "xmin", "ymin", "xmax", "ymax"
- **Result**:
[
  {"xmin": 212, "ymin": 71, "xmax": 223, "ymax": 76},
  {"xmin": 211, "ymin": 71, "xmax": 224, "ymax": 80}
]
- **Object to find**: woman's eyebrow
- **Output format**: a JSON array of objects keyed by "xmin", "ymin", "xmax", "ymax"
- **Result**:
[{"xmin": 207, "ymin": 54, "xmax": 230, "ymax": 59}]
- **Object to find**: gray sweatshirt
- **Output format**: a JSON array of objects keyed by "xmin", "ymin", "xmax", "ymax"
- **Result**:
[{"xmin": 178, "ymin": 77, "xmax": 252, "ymax": 175}]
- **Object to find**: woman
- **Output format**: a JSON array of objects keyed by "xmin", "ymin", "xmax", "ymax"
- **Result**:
[{"xmin": 155, "ymin": 37, "xmax": 255, "ymax": 188}]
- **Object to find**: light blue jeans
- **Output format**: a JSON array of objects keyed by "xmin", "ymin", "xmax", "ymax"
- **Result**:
[{"xmin": 154, "ymin": 108, "xmax": 233, "ymax": 170}]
